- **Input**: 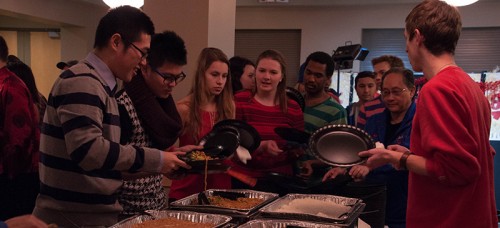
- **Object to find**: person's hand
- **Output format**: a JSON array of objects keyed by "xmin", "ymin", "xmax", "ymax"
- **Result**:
[
  {"xmin": 259, "ymin": 140, "xmax": 283, "ymax": 156},
  {"xmin": 348, "ymin": 165, "xmax": 370, "ymax": 181},
  {"xmin": 298, "ymin": 160, "xmax": 313, "ymax": 179},
  {"xmin": 5, "ymin": 215, "xmax": 48, "ymax": 228},
  {"xmin": 358, "ymin": 145, "xmax": 409, "ymax": 169},
  {"xmin": 160, "ymin": 149, "xmax": 193, "ymax": 175},
  {"xmin": 322, "ymin": 167, "xmax": 347, "ymax": 182}
]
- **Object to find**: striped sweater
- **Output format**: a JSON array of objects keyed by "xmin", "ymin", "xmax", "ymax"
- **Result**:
[
  {"xmin": 35, "ymin": 61, "xmax": 163, "ymax": 226},
  {"xmin": 303, "ymin": 97, "xmax": 347, "ymax": 134}
]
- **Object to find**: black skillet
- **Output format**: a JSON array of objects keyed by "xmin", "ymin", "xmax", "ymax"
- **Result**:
[
  {"xmin": 212, "ymin": 119, "xmax": 261, "ymax": 152},
  {"xmin": 179, "ymin": 126, "xmax": 240, "ymax": 173},
  {"xmin": 274, "ymin": 127, "xmax": 311, "ymax": 145},
  {"xmin": 286, "ymin": 87, "xmax": 305, "ymax": 111}
]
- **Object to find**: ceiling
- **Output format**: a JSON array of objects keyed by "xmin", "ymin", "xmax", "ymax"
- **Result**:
[
  {"xmin": 79, "ymin": 0, "xmax": 494, "ymax": 8},
  {"xmin": 78, "ymin": 0, "xmax": 424, "ymax": 7}
]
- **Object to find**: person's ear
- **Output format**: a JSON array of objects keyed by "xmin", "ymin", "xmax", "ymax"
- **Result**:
[
  {"xmin": 414, "ymin": 29, "xmax": 425, "ymax": 46},
  {"xmin": 140, "ymin": 64, "xmax": 148, "ymax": 76},
  {"xmin": 110, "ymin": 33, "xmax": 121, "ymax": 50}
]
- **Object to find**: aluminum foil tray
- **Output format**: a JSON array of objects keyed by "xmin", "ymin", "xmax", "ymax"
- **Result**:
[
  {"xmin": 258, "ymin": 194, "xmax": 364, "ymax": 224},
  {"xmin": 238, "ymin": 219, "xmax": 343, "ymax": 228},
  {"xmin": 170, "ymin": 189, "xmax": 279, "ymax": 216},
  {"xmin": 109, "ymin": 210, "xmax": 231, "ymax": 228}
]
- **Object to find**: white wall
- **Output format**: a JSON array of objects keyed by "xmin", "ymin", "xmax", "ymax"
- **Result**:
[{"xmin": 236, "ymin": 1, "xmax": 500, "ymax": 69}]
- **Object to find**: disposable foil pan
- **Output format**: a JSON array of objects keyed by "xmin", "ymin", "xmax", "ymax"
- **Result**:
[
  {"xmin": 258, "ymin": 193, "xmax": 364, "ymax": 224},
  {"xmin": 109, "ymin": 210, "xmax": 231, "ymax": 228},
  {"xmin": 170, "ymin": 189, "xmax": 279, "ymax": 216},
  {"xmin": 238, "ymin": 219, "xmax": 343, "ymax": 228}
]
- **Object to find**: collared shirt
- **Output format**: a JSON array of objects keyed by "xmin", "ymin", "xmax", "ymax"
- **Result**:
[{"xmin": 85, "ymin": 52, "xmax": 116, "ymax": 91}]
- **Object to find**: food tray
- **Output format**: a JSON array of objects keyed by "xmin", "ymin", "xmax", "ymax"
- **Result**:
[
  {"xmin": 170, "ymin": 189, "xmax": 279, "ymax": 216},
  {"xmin": 238, "ymin": 219, "xmax": 343, "ymax": 228},
  {"xmin": 109, "ymin": 210, "xmax": 231, "ymax": 228},
  {"xmin": 258, "ymin": 193, "xmax": 364, "ymax": 224}
]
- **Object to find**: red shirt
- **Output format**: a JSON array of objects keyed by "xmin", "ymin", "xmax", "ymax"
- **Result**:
[
  {"xmin": 229, "ymin": 90, "xmax": 304, "ymax": 179},
  {"xmin": 408, "ymin": 66, "xmax": 497, "ymax": 227},
  {"xmin": 169, "ymin": 109, "xmax": 231, "ymax": 200},
  {"xmin": 0, "ymin": 67, "xmax": 39, "ymax": 178}
]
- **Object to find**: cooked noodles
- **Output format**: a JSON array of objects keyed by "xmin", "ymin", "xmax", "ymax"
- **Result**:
[
  {"xmin": 207, "ymin": 196, "xmax": 264, "ymax": 210},
  {"xmin": 132, "ymin": 218, "xmax": 213, "ymax": 228}
]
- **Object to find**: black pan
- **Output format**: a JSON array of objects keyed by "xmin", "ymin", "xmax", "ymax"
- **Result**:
[
  {"xmin": 200, "ymin": 125, "xmax": 240, "ymax": 157},
  {"xmin": 286, "ymin": 87, "xmax": 305, "ymax": 111},
  {"xmin": 213, "ymin": 119, "xmax": 261, "ymax": 152},
  {"xmin": 308, "ymin": 124, "xmax": 375, "ymax": 167},
  {"xmin": 274, "ymin": 127, "xmax": 310, "ymax": 145}
]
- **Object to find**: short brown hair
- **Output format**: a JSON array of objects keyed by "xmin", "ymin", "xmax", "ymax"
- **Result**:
[
  {"xmin": 405, "ymin": 0, "xmax": 461, "ymax": 55},
  {"xmin": 371, "ymin": 55, "xmax": 404, "ymax": 68}
]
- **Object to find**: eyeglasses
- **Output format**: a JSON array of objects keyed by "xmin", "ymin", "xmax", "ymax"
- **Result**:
[
  {"xmin": 382, "ymin": 88, "xmax": 408, "ymax": 97},
  {"xmin": 121, "ymin": 37, "xmax": 149, "ymax": 60},
  {"xmin": 152, "ymin": 68, "xmax": 186, "ymax": 84}
]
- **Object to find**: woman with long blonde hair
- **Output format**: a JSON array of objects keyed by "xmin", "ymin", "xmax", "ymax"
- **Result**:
[{"xmin": 169, "ymin": 47, "xmax": 235, "ymax": 201}]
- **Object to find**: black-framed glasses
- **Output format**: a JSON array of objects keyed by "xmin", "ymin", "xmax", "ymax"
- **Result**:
[
  {"xmin": 382, "ymin": 88, "xmax": 408, "ymax": 97},
  {"xmin": 121, "ymin": 37, "xmax": 149, "ymax": 59},
  {"xmin": 152, "ymin": 68, "xmax": 186, "ymax": 84}
]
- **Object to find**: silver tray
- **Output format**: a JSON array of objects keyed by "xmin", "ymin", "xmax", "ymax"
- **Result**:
[
  {"xmin": 309, "ymin": 124, "xmax": 375, "ymax": 167},
  {"xmin": 258, "ymin": 194, "xmax": 364, "ymax": 224},
  {"xmin": 238, "ymin": 219, "xmax": 343, "ymax": 228},
  {"xmin": 170, "ymin": 189, "xmax": 279, "ymax": 216},
  {"xmin": 110, "ymin": 210, "xmax": 231, "ymax": 228}
]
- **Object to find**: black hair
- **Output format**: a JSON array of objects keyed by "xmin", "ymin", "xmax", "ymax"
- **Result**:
[
  {"xmin": 355, "ymin": 71, "xmax": 376, "ymax": 87},
  {"xmin": 0, "ymin": 36, "xmax": 8, "ymax": 62},
  {"xmin": 94, "ymin": 5, "xmax": 154, "ymax": 49},
  {"xmin": 381, "ymin": 67, "xmax": 415, "ymax": 89},
  {"xmin": 147, "ymin": 31, "xmax": 187, "ymax": 69},
  {"xmin": 7, "ymin": 60, "xmax": 40, "ymax": 103},
  {"xmin": 304, "ymin": 51, "xmax": 335, "ymax": 78},
  {"xmin": 229, "ymin": 56, "xmax": 255, "ymax": 93}
]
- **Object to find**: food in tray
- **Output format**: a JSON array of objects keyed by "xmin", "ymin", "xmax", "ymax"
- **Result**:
[
  {"xmin": 132, "ymin": 217, "xmax": 213, "ymax": 228},
  {"xmin": 187, "ymin": 151, "xmax": 214, "ymax": 161},
  {"xmin": 274, "ymin": 198, "xmax": 351, "ymax": 219},
  {"xmin": 190, "ymin": 195, "xmax": 265, "ymax": 210}
]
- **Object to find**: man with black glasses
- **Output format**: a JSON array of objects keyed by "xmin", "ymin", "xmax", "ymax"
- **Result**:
[
  {"xmin": 34, "ymin": 7, "xmax": 195, "ymax": 227},
  {"xmin": 116, "ymin": 30, "xmax": 188, "ymax": 218}
]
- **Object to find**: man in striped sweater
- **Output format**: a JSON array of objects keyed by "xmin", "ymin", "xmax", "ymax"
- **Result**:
[
  {"xmin": 300, "ymin": 51, "xmax": 347, "ymax": 188},
  {"xmin": 33, "ymin": 6, "xmax": 193, "ymax": 227}
]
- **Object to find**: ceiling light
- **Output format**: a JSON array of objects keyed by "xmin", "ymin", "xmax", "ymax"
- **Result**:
[
  {"xmin": 102, "ymin": 0, "xmax": 144, "ymax": 9},
  {"xmin": 441, "ymin": 0, "xmax": 479, "ymax": 7}
]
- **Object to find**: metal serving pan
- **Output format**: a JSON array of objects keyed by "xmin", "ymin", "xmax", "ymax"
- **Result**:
[
  {"xmin": 258, "ymin": 193, "xmax": 364, "ymax": 224},
  {"xmin": 308, "ymin": 124, "xmax": 375, "ymax": 167},
  {"xmin": 170, "ymin": 189, "xmax": 279, "ymax": 216},
  {"xmin": 109, "ymin": 210, "xmax": 231, "ymax": 228},
  {"xmin": 238, "ymin": 219, "xmax": 343, "ymax": 228}
]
